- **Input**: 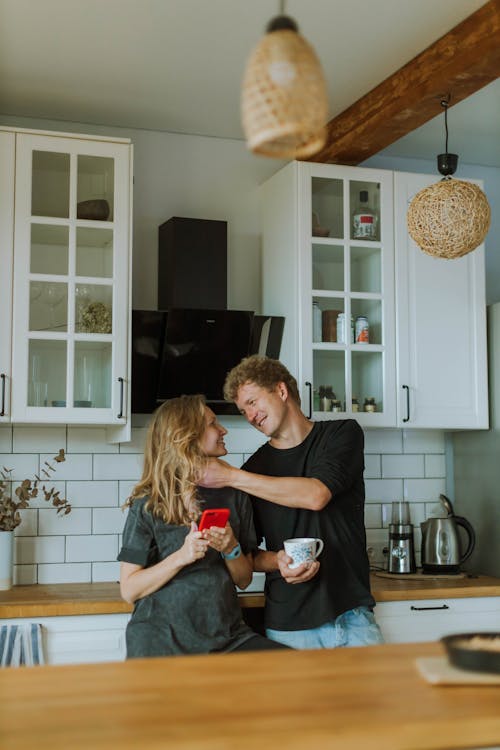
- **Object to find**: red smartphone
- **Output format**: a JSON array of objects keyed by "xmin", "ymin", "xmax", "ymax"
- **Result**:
[{"xmin": 198, "ymin": 508, "xmax": 230, "ymax": 532}]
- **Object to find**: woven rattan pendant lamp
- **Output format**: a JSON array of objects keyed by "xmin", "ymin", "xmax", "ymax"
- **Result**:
[
  {"xmin": 241, "ymin": 1, "xmax": 328, "ymax": 159},
  {"xmin": 407, "ymin": 97, "xmax": 491, "ymax": 259}
]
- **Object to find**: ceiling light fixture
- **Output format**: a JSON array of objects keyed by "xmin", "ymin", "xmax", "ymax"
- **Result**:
[
  {"xmin": 241, "ymin": 0, "xmax": 328, "ymax": 159},
  {"xmin": 406, "ymin": 96, "xmax": 491, "ymax": 259}
]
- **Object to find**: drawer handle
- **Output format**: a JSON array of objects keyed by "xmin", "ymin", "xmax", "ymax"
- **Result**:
[
  {"xmin": 402, "ymin": 384, "xmax": 410, "ymax": 423},
  {"xmin": 117, "ymin": 377, "xmax": 125, "ymax": 419},
  {"xmin": 0, "ymin": 373, "xmax": 5, "ymax": 416},
  {"xmin": 305, "ymin": 381, "xmax": 312, "ymax": 419},
  {"xmin": 410, "ymin": 604, "xmax": 449, "ymax": 611}
]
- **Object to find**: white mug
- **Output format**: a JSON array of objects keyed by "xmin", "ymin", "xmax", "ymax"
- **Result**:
[{"xmin": 283, "ymin": 537, "xmax": 324, "ymax": 569}]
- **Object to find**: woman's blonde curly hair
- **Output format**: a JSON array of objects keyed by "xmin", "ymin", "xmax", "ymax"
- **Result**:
[{"xmin": 127, "ymin": 395, "xmax": 207, "ymax": 525}]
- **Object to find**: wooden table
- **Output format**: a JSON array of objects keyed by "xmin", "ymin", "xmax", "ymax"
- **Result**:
[{"xmin": 0, "ymin": 641, "xmax": 499, "ymax": 750}]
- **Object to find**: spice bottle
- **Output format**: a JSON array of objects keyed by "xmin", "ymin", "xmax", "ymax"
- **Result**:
[
  {"xmin": 351, "ymin": 397, "xmax": 359, "ymax": 412},
  {"xmin": 352, "ymin": 190, "xmax": 378, "ymax": 240},
  {"xmin": 363, "ymin": 397, "xmax": 377, "ymax": 413}
]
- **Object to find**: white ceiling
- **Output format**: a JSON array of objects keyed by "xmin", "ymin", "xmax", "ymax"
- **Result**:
[{"xmin": 1, "ymin": 0, "xmax": 499, "ymax": 166}]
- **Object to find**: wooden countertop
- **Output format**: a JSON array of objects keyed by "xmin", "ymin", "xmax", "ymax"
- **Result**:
[
  {"xmin": 1, "ymin": 641, "xmax": 499, "ymax": 750},
  {"xmin": 1, "ymin": 574, "xmax": 499, "ymax": 619}
]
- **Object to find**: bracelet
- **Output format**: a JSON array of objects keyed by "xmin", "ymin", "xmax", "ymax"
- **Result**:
[{"xmin": 221, "ymin": 543, "xmax": 241, "ymax": 560}]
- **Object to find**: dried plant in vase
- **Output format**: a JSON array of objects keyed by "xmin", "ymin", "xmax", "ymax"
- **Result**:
[{"xmin": 0, "ymin": 450, "xmax": 71, "ymax": 531}]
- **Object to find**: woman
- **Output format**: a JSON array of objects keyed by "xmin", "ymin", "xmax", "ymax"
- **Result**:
[{"xmin": 118, "ymin": 394, "xmax": 288, "ymax": 657}]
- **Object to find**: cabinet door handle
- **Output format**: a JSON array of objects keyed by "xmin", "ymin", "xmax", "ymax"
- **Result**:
[
  {"xmin": 402, "ymin": 384, "xmax": 410, "ymax": 423},
  {"xmin": 0, "ymin": 373, "xmax": 6, "ymax": 417},
  {"xmin": 305, "ymin": 381, "xmax": 312, "ymax": 419},
  {"xmin": 117, "ymin": 377, "xmax": 125, "ymax": 419},
  {"xmin": 410, "ymin": 604, "xmax": 449, "ymax": 611}
]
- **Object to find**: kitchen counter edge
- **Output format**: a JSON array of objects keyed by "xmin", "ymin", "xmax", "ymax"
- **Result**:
[{"xmin": 1, "ymin": 574, "xmax": 500, "ymax": 619}]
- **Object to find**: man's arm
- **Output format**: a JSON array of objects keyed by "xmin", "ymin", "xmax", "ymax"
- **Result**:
[
  {"xmin": 253, "ymin": 548, "xmax": 320, "ymax": 584},
  {"xmin": 199, "ymin": 459, "xmax": 331, "ymax": 511}
]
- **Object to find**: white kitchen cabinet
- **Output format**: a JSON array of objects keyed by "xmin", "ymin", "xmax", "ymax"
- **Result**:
[
  {"xmin": 261, "ymin": 161, "xmax": 397, "ymax": 427},
  {"xmin": 260, "ymin": 162, "xmax": 488, "ymax": 429},
  {"xmin": 0, "ymin": 127, "xmax": 133, "ymax": 441},
  {"xmin": 1, "ymin": 613, "xmax": 130, "ymax": 665},
  {"xmin": 376, "ymin": 596, "xmax": 500, "ymax": 644},
  {"xmin": 394, "ymin": 172, "xmax": 488, "ymax": 429},
  {"xmin": 0, "ymin": 131, "xmax": 15, "ymax": 423}
]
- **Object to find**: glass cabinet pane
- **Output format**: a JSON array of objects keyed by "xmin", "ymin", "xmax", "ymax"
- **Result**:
[
  {"xmin": 30, "ymin": 224, "xmax": 69, "ymax": 275},
  {"xmin": 75, "ymin": 284, "xmax": 113, "ymax": 334},
  {"xmin": 29, "ymin": 281, "xmax": 68, "ymax": 333},
  {"xmin": 28, "ymin": 340, "xmax": 67, "ymax": 407},
  {"xmin": 311, "ymin": 178, "xmax": 343, "ymax": 239},
  {"xmin": 76, "ymin": 227, "xmax": 113, "ymax": 277},
  {"xmin": 349, "ymin": 180, "xmax": 380, "ymax": 242},
  {"xmin": 312, "ymin": 297, "xmax": 345, "ymax": 343},
  {"xmin": 350, "ymin": 245, "xmax": 381, "ymax": 293},
  {"xmin": 77, "ymin": 155, "xmax": 114, "ymax": 222},
  {"xmin": 31, "ymin": 151, "xmax": 70, "ymax": 218},
  {"xmin": 351, "ymin": 299, "xmax": 382, "ymax": 345},
  {"xmin": 313, "ymin": 350, "xmax": 345, "ymax": 413},
  {"xmin": 312, "ymin": 244, "xmax": 344, "ymax": 291},
  {"xmin": 352, "ymin": 351, "xmax": 383, "ymax": 414},
  {"xmin": 74, "ymin": 342, "xmax": 112, "ymax": 408}
]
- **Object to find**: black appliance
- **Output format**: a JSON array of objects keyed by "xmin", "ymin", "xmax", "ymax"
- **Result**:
[{"xmin": 131, "ymin": 308, "xmax": 284, "ymax": 415}]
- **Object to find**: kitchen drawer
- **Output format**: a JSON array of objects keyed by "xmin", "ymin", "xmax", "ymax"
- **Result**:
[
  {"xmin": 375, "ymin": 596, "xmax": 500, "ymax": 644},
  {"xmin": 1, "ymin": 613, "xmax": 130, "ymax": 665}
]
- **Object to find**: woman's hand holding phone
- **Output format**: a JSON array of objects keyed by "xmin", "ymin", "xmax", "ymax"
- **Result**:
[
  {"xmin": 203, "ymin": 522, "xmax": 238, "ymax": 556},
  {"xmin": 179, "ymin": 521, "xmax": 210, "ymax": 566}
]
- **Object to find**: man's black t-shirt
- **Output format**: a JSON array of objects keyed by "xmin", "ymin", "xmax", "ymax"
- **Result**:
[{"xmin": 243, "ymin": 419, "xmax": 374, "ymax": 631}]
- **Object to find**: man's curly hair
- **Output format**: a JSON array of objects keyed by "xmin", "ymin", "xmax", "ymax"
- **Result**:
[{"xmin": 223, "ymin": 355, "xmax": 301, "ymax": 405}]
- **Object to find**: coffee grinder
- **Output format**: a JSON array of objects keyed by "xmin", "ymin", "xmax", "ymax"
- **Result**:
[{"xmin": 387, "ymin": 501, "xmax": 416, "ymax": 574}]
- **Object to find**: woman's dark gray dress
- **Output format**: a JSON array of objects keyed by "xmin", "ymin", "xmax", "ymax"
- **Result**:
[{"xmin": 117, "ymin": 487, "xmax": 258, "ymax": 657}]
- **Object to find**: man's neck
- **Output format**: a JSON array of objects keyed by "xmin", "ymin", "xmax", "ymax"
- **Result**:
[{"xmin": 269, "ymin": 408, "xmax": 314, "ymax": 450}]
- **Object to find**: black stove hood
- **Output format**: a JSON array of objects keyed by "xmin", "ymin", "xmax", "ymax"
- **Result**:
[{"xmin": 131, "ymin": 308, "xmax": 284, "ymax": 415}]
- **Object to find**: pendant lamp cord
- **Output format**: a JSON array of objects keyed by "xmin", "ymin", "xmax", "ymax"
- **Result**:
[{"xmin": 441, "ymin": 95, "xmax": 451, "ymax": 153}]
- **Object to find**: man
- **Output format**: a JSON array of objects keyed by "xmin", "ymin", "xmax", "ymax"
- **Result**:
[{"xmin": 199, "ymin": 354, "xmax": 383, "ymax": 650}]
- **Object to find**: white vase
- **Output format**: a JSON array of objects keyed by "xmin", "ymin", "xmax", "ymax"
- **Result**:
[{"xmin": 0, "ymin": 530, "xmax": 14, "ymax": 590}]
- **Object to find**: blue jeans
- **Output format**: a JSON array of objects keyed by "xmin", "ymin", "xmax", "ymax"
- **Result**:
[{"xmin": 266, "ymin": 606, "xmax": 384, "ymax": 650}]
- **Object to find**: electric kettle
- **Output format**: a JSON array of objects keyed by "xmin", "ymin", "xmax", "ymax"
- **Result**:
[{"xmin": 420, "ymin": 494, "xmax": 475, "ymax": 573}]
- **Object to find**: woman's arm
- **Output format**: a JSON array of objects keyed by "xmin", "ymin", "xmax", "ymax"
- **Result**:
[
  {"xmin": 120, "ymin": 522, "xmax": 209, "ymax": 604},
  {"xmin": 203, "ymin": 523, "xmax": 253, "ymax": 589}
]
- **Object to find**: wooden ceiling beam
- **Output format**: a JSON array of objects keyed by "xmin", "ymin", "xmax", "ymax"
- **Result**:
[{"xmin": 310, "ymin": 0, "xmax": 500, "ymax": 165}]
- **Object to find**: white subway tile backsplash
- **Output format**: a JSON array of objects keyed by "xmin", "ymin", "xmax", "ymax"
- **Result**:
[
  {"xmin": 38, "ymin": 563, "xmax": 91, "ymax": 584},
  {"xmin": 424, "ymin": 454, "xmax": 446, "ymax": 478},
  {"xmin": 119, "ymin": 427, "xmax": 147, "ymax": 453},
  {"xmin": 404, "ymin": 478, "xmax": 446, "ymax": 502},
  {"xmin": 92, "ymin": 561, "xmax": 120, "ymax": 583},
  {"xmin": 39, "ymin": 507, "xmax": 91, "ymax": 536},
  {"xmin": 13, "ymin": 426, "xmax": 66, "ymax": 453},
  {"xmin": 93, "ymin": 508, "xmax": 125, "ymax": 534},
  {"xmin": 40, "ymin": 453, "xmax": 92, "ymax": 480},
  {"xmin": 2, "ymin": 425, "xmax": 449, "ymax": 583},
  {"xmin": 364, "ymin": 454, "xmax": 381, "ymax": 479},
  {"xmin": 0, "ymin": 453, "xmax": 38, "ymax": 480},
  {"xmin": 14, "ymin": 536, "xmax": 65, "ymax": 564},
  {"xmin": 119, "ymin": 481, "xmax": 136, "ymax": 504},
  {"xmin": 14, "ymin": 508, "xmax": 38, "ymax": 536},
  {"xmin": 403, "ymin": 430, "xmax": 445, "ymax": 454},
  {"xmin": 364, "ymin": 504, "xmax": 381, "ymax": 528},
  {"xmin": 382, "ymin": 454, "xmax": 425, "ymax": 478},
  {"xmin": 66, "ymin": 534, "xmax": 118, "ymax": 562},
  {"xmin": 67, "ymin": 427, "xmax": 119, "ymax": 453},
  {"xmin": 67, "ymin": 480, "xmax": 119, "ymax": 507},
  {"xmin": 13, "ymin": 564, "xmax": 37, "ymax": 585},
  {"xmin": 365, "ymin": 478, "xmax": 403, "ymax": 502},
  {"xmin": 363, "ymin": 429, "xmax": 402, "ymax": 454},
  {"xmin": 93, "ymin": 453, "xmax": 142, "ymax": 480}
]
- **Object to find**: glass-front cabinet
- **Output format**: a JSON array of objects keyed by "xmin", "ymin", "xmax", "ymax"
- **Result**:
[
  {"xmin": 261, "ymin": 161, "xmax": 396, "ymax": 427},
  {"xmin": 9, "ymin": 131, "xmax": 132, "ymax": 434}
]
